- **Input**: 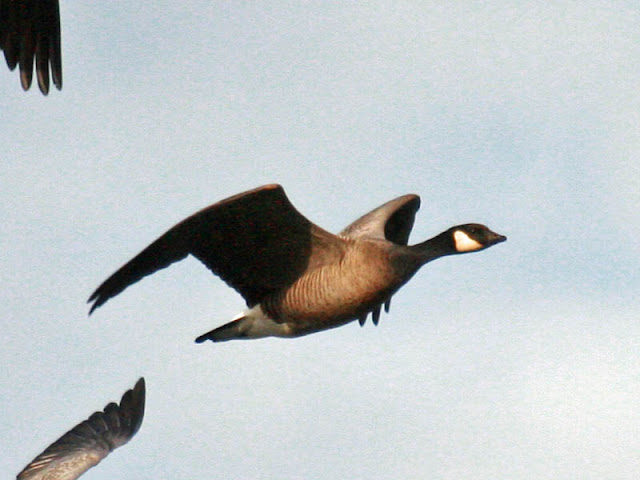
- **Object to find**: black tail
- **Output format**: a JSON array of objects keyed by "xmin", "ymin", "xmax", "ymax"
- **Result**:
[{"xmin": 195, "ymin": 318, "xmax": 250, "ymax": 343}]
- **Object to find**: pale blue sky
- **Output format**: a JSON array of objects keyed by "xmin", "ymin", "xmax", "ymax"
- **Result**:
[{"xmin": 2, "ymin": 2, "xmax": 639, "ymax": 479}]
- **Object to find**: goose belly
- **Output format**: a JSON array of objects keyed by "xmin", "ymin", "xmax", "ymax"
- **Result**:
[{"xmin": 273, "ymin": 261, "xmax": 402, "ymax": 334}]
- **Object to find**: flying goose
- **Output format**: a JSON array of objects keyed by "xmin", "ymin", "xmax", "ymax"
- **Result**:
[
  {"xmin": 88, "ymin": 184, "xmax": 506, "ymax": 342},
  {"xmin": 17, "ymin": 378, "xmax": 145, "ymax": 480},
  {"xmin": 1, "ymin": 0, "xmax": 62, "ymax": 94}
]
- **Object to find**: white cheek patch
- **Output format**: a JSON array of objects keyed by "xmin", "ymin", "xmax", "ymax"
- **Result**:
[{"xmin": 453, "ymin": 230, "xmax": 484, "ymax": 252}]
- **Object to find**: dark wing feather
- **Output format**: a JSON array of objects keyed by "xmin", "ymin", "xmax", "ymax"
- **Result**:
[
  {"xmin": 88, "ymin": 184, "xmax": 340, "ymax": 313},
  {"xmin": 340, "ymin": 194, "xmax": 420, "ymax": 326},
  {"xmin": 17, "ymin": 378, "xmax": 145, "ymax": 480},
  {"xmin": 1, "ymin": 0, "xmax": 62, "ymax": 94}
]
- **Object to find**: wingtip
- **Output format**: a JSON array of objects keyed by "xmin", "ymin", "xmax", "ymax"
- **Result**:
[
  {"xmin": 16, "ymin": 377, "xmax": 148, "ymax": 480},
  {"xmin": 119, "ymin": 377, "xmax": 146, "ymax": 438}
]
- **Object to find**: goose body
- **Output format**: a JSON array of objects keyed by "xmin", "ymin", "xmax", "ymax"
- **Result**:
[
  {"xmin": 88, "ymin": 184, "xmax": 506, "ymax": 342},
  {"xmin": 1, "ymin": 0, "xmax": 62, "ymax": 94},
  {"xmin": 17, "ymin": 378, "xmax": 145, "ymax": 480},
  {"xmin": 247, "ymin": 240, "xmax": 409, "ymax": 336}
]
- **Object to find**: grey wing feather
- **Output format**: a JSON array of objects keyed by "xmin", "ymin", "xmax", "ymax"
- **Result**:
[
  {"xmin": 1, "ymin": 0, "xmax": 62, "ymax": 94},
  {"xmin": 341, "ymin": 194, "xmax": 420, "ymax": 325},
  {"xmin": 17, "ymin": 378, "xmax": 145, "ymax": 480},
  {"xmin": 340, "ymin": 194, "xmax": 420, "ymax": 244},
  {"xmin": 88, "ymin": 184, "xmax": 343, "ymax": 312}
]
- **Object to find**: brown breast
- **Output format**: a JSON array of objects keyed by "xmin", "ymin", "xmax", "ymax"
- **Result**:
[{"xmin": 270, "ymin": 240, "xmax": 404, "ymax": 334}]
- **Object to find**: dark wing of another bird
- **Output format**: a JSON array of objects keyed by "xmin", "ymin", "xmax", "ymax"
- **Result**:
[
  {"xmin": 340, "ymin": 194, "xmax": 421, "ymax": 325},
  {"xmin": 0, "ymin": 0, "xmax": 62, "ymax": 94},
  {"xmin": 88, "ymin": 184, "xmax": 341, "ymax": 313},
  {"xmin": 17, "ymin": 378, "xmax": 146, "ymax": 480}
]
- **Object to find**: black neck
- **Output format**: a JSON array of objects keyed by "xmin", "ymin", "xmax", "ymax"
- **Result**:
[{"xmin": 409, "ymin": 230, "xmax": 456, "ymax": 265}]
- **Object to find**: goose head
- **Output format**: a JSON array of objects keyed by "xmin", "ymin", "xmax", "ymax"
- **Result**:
[
  {"xmin": 450, "ymin": 223, "xmax": 507, "ymax": 253},
  {"xmin": 409, "ymin": 223, "xmax": 506, "ymax": 264}
]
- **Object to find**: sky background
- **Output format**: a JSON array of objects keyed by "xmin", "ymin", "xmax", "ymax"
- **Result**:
[{"xmin": 2, "ymin": 2, "xmax": 639, "ymax": 479}]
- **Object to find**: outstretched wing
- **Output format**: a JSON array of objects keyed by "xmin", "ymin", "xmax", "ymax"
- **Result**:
[
  {"xmin": 17, "ymin": 378, "xmax": 146, "ymax": 480},
  {"xmin": 341, "ymin": 194, "xmax": 421, "ymax": 326},
  {"xmin": 88, "ymin": 184, "xmax": 341, "ymax": 313},
  {"xmin": 0, "ymin": 0, "xmax": 62, "ymax": 94},
  {"xmin": 340, "ymin": 194, "xmax": 420, "ymax": 245}
]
